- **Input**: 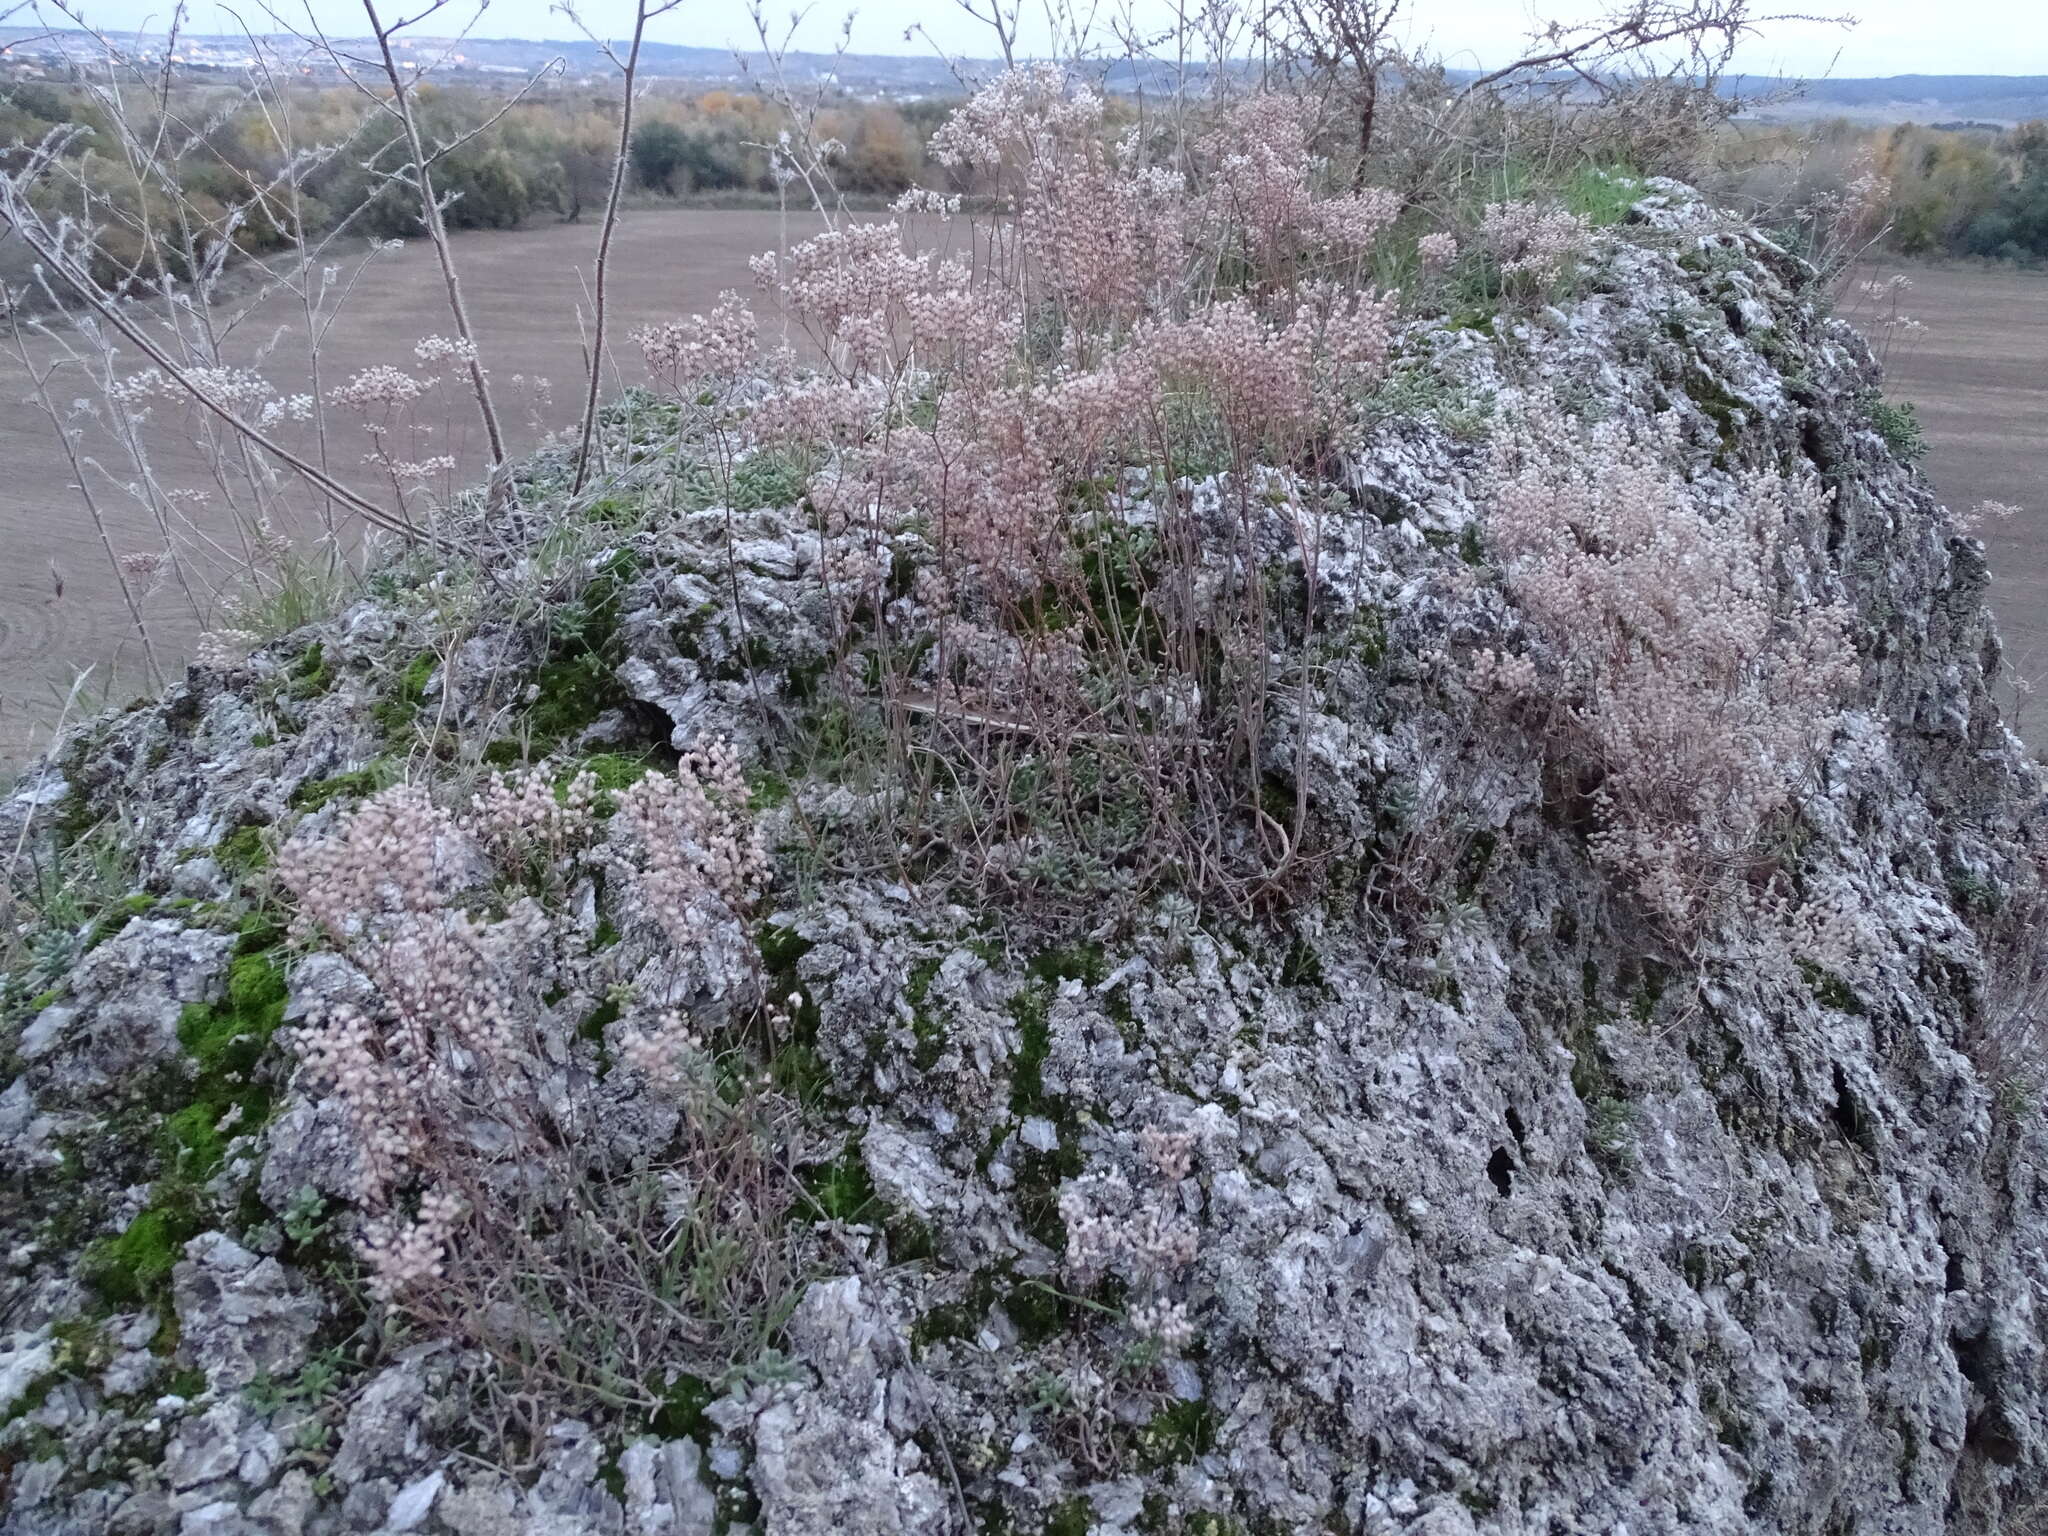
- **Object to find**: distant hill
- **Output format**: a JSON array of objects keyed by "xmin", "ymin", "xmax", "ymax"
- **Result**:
[
  {"xmin": 5, "ymin": 26, "xmax": 2048, "ymax": 121},
  {"xmin": 1730, "ymin": 73, "xmax": 2048, "ymax": 124}
]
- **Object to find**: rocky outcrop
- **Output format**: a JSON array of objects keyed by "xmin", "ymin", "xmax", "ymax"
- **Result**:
[{"xmin": 3, "ymin": 184, "xmax": 2046, "ymax": 1534}]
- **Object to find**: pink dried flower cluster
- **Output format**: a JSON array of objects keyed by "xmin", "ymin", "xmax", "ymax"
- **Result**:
[
  {"xmin": 632, "ymin": 291, "xmax": 759, "ymax": 396},
  {"xmin": 713, "ymin": 73, "xmax": 1410, "ymax": 885},
  {"xmin": 359, "ymin": 1189, "xmax": 464, "ymax": 1302},
  {"xmin": 1963, "ymin": 499, "xmax": 2022, "ymax": 532},
  {"xmin": 1479, "ymin": 201, "xmax": 1593, "ymax": 289},
  {"xmin": 1059, "ymin": 1122, "xmax": 1200, "ymax": 1354},
  {"xmin": 331, "ymin": 364, "xmax": 429, "ymax": 411},
  {"xmin": 258, "ymin": 393, "xmax": 315, "ymax": 428},
  {"xmin": 1199, "ymin": 95, "xmax": 1399, "ymax": 276},
  {"xmin": 107, "ymin": 364, "xmax": 299, "ymax": 420},
  {"xmin": 1417, "ymin": 231, "xmax": 1459, "ymax": 269},
  {"xmin": 1059, "ymin": 1174, "xmax": 1200, "ymax": 1286},
  {"xmin": 387, "ymin": 455, "xmax": 456, "ymax": 482},
  {"xmin": 276, "ymin": 749, "xmax": 772, "ymax": 1302},
  {"xmin": 614, "ymin": 740, "xmax": 769, "ymax": 950},
  {"xmin": 279, "ymin": 785, "xmax": 523, "ymax": 1296},
  {"xmin": 465, "ymin": 763, "xmax": 600, "ymax": 871},
  {"xmin": 1486, "ymin": 397, "xmax": 1857, "ymax": 928},
  {"xmin": 926, "ymin": 63, "xmax": 1105, "ymax": 171},
  {"xmin": 117, "ymin": 549, "xmax": 169, "ymax": 594},
  {"xmin": 617, "ymin": 1008, "xmax": 707, "ymax": 1088},
  {"xmin": 412, "ymin": 334, "xmax": 479, "ymax": 368}
]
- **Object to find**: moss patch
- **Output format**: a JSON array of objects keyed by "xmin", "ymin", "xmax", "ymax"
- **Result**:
[
  {"xmin": 521, "ymin": 550, "xmax": 643, "ymax": 749},
  {"xmin": 285, "ymin": 641, "xmax": 337, "ymax": 701},
  {"xmin": 215, "ymin": 823, "xmax": 271, "ymax": 875},
  {"xmin": 290, "ymin": 762, "xmax": 394, "ymax": 813},
  {"xmin": 84, "ymin": 1206, "xmax": 188, "ymax": 1307},
  {"xmin": 372, "ymin": 651, "xmax": 437, "ymax": 737},
  {"xmin": 85, "ymin": 931, "xmax": 289, "ymax": 1308}
]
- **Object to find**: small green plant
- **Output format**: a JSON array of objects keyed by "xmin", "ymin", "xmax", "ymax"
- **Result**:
[
  {"xmin": 1589, "ymin": 1095, "xmax": 1636, "ymax": 1170},
  {"xmin": 281, "ymin": 1185, "xmax": 329, "ymax": 1246},
  {"xmin": 1867, "ymin": 396, "xmax": 1927, "ymax": 462},
  {"xmin": 1559, "ymin": 163, "xmax": 1648, "ymax": 227},
  {"xmin": 216, "ymin": 823, "xmax": 271, "ymax": 875}
]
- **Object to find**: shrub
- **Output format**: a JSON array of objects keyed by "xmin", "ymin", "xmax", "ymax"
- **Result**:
[
  {"xmin": 276, "ymin": 751, "xmax": 800, "ymax": 1411},
  {"xmin": 628, "ymin": 75, "xmax": 1408, "ymax": 912},
  {"xmin": 1480, "ymin": 396, "xmax": 1857, "ymax": 932}
]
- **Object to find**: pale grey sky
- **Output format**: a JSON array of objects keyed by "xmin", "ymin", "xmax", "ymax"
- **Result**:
[{"xmin": 51, "ymin": 0, "xmax": 2048, "ymax": 77}]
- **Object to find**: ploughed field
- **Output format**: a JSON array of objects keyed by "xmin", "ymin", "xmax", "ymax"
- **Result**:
[
  {"xmin": 0, "ymin": 207, "xmax": 870, "ymax": 767},
  {"xmin": 0, "ymin": 220, "xmax": 2042, "ymax": 768},
  {"xmin": 1865, "ymin": 264, "xmax": 2048, "ymax": 734}
]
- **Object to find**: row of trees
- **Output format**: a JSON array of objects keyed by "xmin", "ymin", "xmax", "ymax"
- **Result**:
[
  {"xmin": 0, "ymin": 75, "xmax": 935, "ymax": 286},
  {"xmin": 1877, "ymin": 120, "xmax": 2048, "ymax": 262},
  {"xmin": 1724, "ymin": 116, "xmax": 2048, "ymax": 265},
  {"xmin": 10, "ymin": 62, "xmax": 2048, "ymax": 278}
]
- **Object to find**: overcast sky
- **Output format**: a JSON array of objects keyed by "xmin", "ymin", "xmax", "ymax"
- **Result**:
[{"xmin": 51, "ymin": 0, "xmax": 2048, "ymax": 78}]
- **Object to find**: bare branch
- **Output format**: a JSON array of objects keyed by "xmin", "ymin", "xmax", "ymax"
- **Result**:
[{"xmin": 556, "ymin": 0, "xmax": 683, "ymax": 494}]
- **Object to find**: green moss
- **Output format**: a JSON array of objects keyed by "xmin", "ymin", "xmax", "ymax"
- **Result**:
[
  {"xmin": 371, "ymin": 651, "xmax": 437, "ymax": 737},
  {"xmin": 905, "ymin": 956, "xmax": 948, "ymax": 1070},
  {"xmin": 579, "ymin": 994, "xmax": 621, "ymax": 1043},
  {"xmin": 578, "ymin": 751, "xmax": 657, "ymax": 793},
  {"xmin": 1628, "ymin": 961, "xmax": 1669, "ymax": 1023},
  {"xmin": 1680, "ymin": 364, "xmax": 1745, "ymax": 455},
  {"xmin": 1279, "ymin": 937, "xmax": 1325, "ymax": 991},
  {"xmin": 1456, "ymin": 830, "xmax": 1498, "ymax": 901},
  {"xmin": 1947, "ymin": 868, "xmax": 1999, "ymax": 916},
  {"xmin": 989, "ymin": 984, "xmax": 1084, "ymax": 1131},
  {"xmin": 164, "ymin": 1366, "xmax": 207, "ymax": 1399},
  {"xmin": 86, "ymin": 892, "xmax": 156, "ymax": 950},
  {"xmin": 215, "ymin": 824, "xmax": 270, "ymax": 876},
  {"xmin": 1559, "ymin": 163, "xmax": 1648, "ymax": 227},
  {"xmin": 803, "ymin": 1141, "xmax": 878, "ymax": 1224},
  {"xmin": 285, "ymin": 641, "xmax": 336, "ymax": 701},
  {"xmin": 85, "ymin": 1206, "xmax": 190, "ymax": 1306},
  {"xmin": 521, "ymin": 550, "xmax": 643, "ymax": 749},
  {"xmin": 1045, "ymin": 1497, "xmax": 1093, "ymax": 1536},
  {"xmin": 770, "ymin": 1041, "xmax": 831, "ymax": 1105},
  {"xmin": 1589, "ymin": 1095, "xmax": 1637, "ymax": 1172},
  {"xmin": 1344, "ymin": 608, "xmax": 1387, "ymax": 667},
  {"xmin": 179, "ymin": 953, "xmax": 288, "ymax": 1073},
  {"xmin": 1136, "ymin": 1398, "xmax": 1215, "ymax": 1470},
  {"xmin": 136, "ymin": 948, "xmax": 292, "ymax": 1199},
  {"xmin": 746, "ymin": 769, "xmax": 791, "ymax": 810},
  {"xmin": 910, "ymin": 1293, "xmax": 984, "ymax": 1352},
  {"xmin": 728, "ymin": 452, "xmax": 810, "ymax": 513},
  {"xmin": 1008, "ymin": 987, "xmax": 1054, "ymax": 1119},
  {"xmin": 163, "ymin": 1100, "xmax": 229, "ymax": 1179},
  {"xmin": 582, "ymin": 495, "xmax": 643, "ymax": 530},
  {"xmin": 1011, "ymin": 1131, "xmax": 1085, "ymax": 1254},
  {"xmin": 1799, "ymin": 961, "xmax": 1865, "ymax": 1016},
  {"xmin": 757, "ymin": 922, "xmax": 829, "ymax": 1103},
  {"xmin": 290, "ymin": 762, "xmax": 394, "ymax": 812}
]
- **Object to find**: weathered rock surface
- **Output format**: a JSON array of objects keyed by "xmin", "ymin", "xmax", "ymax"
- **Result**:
[{"xmin": 4, "ymin": 183, "xmax": 2047, "ymax": 1533}]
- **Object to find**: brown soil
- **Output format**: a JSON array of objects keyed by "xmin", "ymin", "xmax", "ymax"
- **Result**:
[
  {"xmin": 1862, "ymin": 263, "xmax": 2048, "ymax": 739},
  {"xmin": 0, "ymin": 208, "xmax": 840, "ymax": 766}
]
